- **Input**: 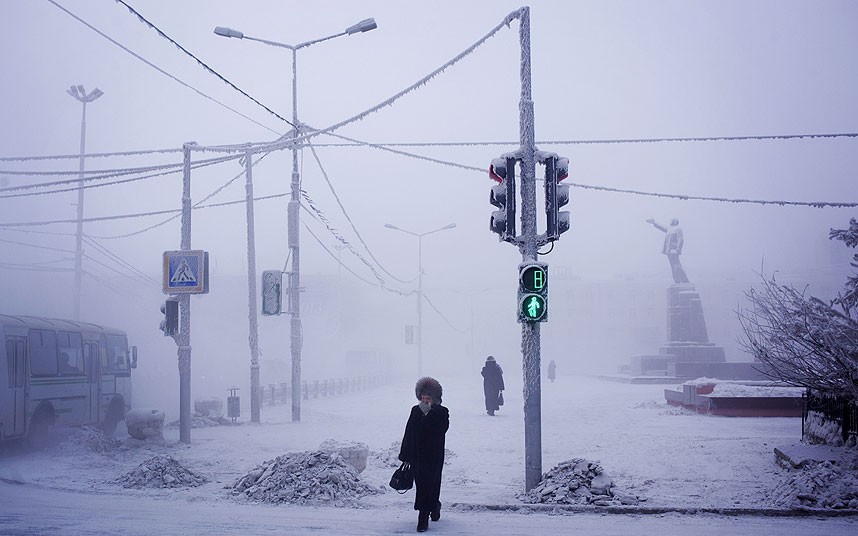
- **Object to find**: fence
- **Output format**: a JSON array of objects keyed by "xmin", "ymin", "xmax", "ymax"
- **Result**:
[
  {"xmin": 259, "ymin": 375, "xmax": 390, "ymax": 407},
  {"xmin": 803, "ymin": 389, "xmax": 858, "ymax": 444}
]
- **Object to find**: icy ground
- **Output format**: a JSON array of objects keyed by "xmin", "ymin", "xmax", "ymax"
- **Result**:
[{"xmin": 0, "ymin": 374, "xmax": 856, "ymax": 535}]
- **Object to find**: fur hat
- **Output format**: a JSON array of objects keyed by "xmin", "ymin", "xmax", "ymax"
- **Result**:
[
  {"xmin": 486, "ymin": 356, "xmax": 495, "ymax": 362},
  {"xmin": 415, "ymin": 377, "xmax": 443, "ymax": 404}
]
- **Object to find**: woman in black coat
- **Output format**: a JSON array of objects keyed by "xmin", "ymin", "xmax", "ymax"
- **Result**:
[
  {"xmin": 399, "ymin": 377, "xmax": 449, "ymax": 533},
  {"xmin": 481, "ymin": 356, "xmax": 505, "ymax": 416}
]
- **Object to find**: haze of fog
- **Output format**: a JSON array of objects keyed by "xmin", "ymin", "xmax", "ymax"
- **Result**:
[{"xmin": 1, "ymin": 1, "xmax": 856, "ymax": 419}]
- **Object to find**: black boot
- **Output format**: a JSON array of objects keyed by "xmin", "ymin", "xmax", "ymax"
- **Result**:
[
  {"xmin": 431, "ymin": 502, "xmax": 441, "ymax": 522},
  {"xmin": 417, "ymin": 511, "xmax": 429, "ymax": 532}
]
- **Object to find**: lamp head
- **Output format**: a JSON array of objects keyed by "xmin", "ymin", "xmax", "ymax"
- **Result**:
[
  {"xmin": 214, "ymin": 26, "xmax": 244, "ymax": 39},
  {"xmin": 346, "ymin": 18, "xmax": 377, "ymax": 35}
]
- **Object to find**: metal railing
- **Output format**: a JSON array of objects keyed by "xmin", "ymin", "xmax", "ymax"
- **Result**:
[{"xmin": 258, "ymin": 375, "xmax": 390, "ymax": 406}]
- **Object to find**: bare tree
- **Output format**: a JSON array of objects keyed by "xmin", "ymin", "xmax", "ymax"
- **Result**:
[{"xmin": 738, "ymin": 219, "xmax": 858, "ymax": 403}]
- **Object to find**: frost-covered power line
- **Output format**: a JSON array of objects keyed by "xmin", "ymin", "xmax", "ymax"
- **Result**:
[
  {"xmin": 108, "ymin": 0, "xmax": 295, "ymax": 128},
  {"xmin": 46, "ymin": 0, "xmax": 283, "ymax": 136}
]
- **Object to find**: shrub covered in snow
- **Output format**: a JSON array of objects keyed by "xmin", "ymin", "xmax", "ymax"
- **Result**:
[{"xmin": 231, "ymin": 450, "xmax": 381, "ymax": 506}]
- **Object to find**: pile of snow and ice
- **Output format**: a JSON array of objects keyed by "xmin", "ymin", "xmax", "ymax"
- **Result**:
[
  {"xmin": 318, "ymin": 439, "xmax": 369, "ymax": 473},
  {"xmin": 709, "ymin": 383, "xmax": 805, "ymax": 397},
  {"xmin": 114, "ymin": 455, "xmax": 208, "ymax": 489},
  {"xmin": 803, "ymin": 412, "xmax": 857, "ymax": 447},
  {"xmin": 55, "ymin": 426, "xmax": 122, "ymax": 455},
  {"xmin": 231, "ymin": 450, "xmax": 381, "ymax": 506},
  {"xmin": 520, "ymin": 458, "xmax": 642, "ymax": 506},
  {"xmin": 165, "ymin": 412, "xmax": 231, "ymax": 429},
  {"xmin": 770, "ymin": 451, "xmax": 858, "ymax": 509},
  {"xmin": 369, "ymin": 441, "xmax": 403, "ymax": 468}
]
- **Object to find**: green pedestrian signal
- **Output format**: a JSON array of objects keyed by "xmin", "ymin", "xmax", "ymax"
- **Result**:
[{"xmin": 518, "ymin": 262, "xmax": 548, "ymax": 323}]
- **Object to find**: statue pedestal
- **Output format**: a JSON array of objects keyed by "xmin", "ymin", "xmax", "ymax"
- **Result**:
[{"xmin": 627, "ymin": 284, "xmax": 733, "ymax": 379}]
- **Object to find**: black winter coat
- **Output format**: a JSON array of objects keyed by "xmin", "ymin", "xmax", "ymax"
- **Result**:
[
  {"xmin": 398, "ymin": 404, "xmax": 449, "ymax": 512},
  {"xmin": 481, "ymin": 362, "xmax": 505, "ymax": 411}
]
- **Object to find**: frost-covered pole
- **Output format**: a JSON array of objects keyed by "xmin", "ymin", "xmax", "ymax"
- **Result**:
[
  {"xmin": 244, "ymin": 147, "xmax": 261, "ymax": 423},
  {"xmin": 179, "ymin": 142, "xmax": 194, "ymax": 444},
  {"xmin": 67, "ymin": 85, "xmax": 103, "ymax": 321},
  {"xmin": 517, "ymin": 6, "xmax": 543, "ymax": 492},
  {"xmin": 289, "ymin": 47, "xmax": 303, "ymax": 423}
]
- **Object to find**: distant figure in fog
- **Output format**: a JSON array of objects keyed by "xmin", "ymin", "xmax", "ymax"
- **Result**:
[
  {"xmin": 481, "ymin": 356, "xmax": 505, "ymax": 416},
  {"xmin": 399, "ymin": 377, "xmax": 449, "ymax": 532},
  {"xmin": 547, "ymin": 360, "xmax": 556, "ymax": 383}
]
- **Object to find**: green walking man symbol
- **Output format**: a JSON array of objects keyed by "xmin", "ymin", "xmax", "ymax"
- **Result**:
[{"xmin": 526, "ymin": 296, "xmax": 541, "ymax": 318}]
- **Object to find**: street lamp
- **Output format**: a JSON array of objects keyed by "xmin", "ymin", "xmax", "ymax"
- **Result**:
[
  {"xmin": 214, "ymin": 18, "xmax": 377, "ymax": 423},
  {"xmin": 67, "ymin": 85, "xmax": 103, "ymax": 321},
  {"xmin": 384, "ymin": 222, "xmax": 456, "ymax": 377}
]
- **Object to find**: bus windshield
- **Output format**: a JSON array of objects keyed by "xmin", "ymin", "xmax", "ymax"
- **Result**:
[{"xmin": 104, "ymin": 334, "xmax": 131, "ymax": 375}]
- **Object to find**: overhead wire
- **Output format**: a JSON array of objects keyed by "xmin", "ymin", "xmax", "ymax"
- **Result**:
[
  {"xmin": 46, "ymin": 0, "xmax": 284, "ymax": 136},
  {"xmin": 0, "ymin": 155, "xmax": 238, "ymax": 199},
  {"xmin": 309, "ymin": 132, "xmax": 858, "ymax": 148},
  {"xmin": 306, "ymin": 140, "xmax": 413, "ymax": 284},
  {"xmin": 109, "ymin": 0, "xmax": 295, "ymax": 128},
  {"xmin": 83, "ymin": 235, "xmax": 161, "ymax": 286},
  {"xmin": 422, "ymin": 293, "xmax": 468, "ymax": 335}
]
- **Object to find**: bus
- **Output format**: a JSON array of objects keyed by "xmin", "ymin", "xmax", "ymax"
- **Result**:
[{"xmin": 0, "ymin": 314, "xmax": 138, "ymax": 446}]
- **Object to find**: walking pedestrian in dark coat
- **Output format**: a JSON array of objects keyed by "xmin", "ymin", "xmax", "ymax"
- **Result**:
[
  {"xmin": 399, "ymin": 377, "xmax": 449, "ymax": 532},
  {"xmin": 481, "ymin": 356, "xmax": 504, "ymax": 416}
]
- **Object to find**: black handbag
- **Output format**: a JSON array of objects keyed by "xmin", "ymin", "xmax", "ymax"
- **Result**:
[
  {"xmin": 498, "ymin": 392, "xmax": 504, "ymax": 406},
  {"xmin": 389, "ymin": 462, "xmax": 413, "ymax": 493}
]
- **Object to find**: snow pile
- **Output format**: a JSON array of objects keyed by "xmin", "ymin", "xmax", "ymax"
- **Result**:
[
  {"xmin": 710, "ymin": 383, "xmax": 805, "ymax": 398},
  {"xmin": 804, "ymin": 412, "xmax": 852, "ymax": 446},
  {"xmin": 231, "ymin": 450, "xmax": 381, "ymax": 506},
  {"xmin": 114, "ymin": 455, "xmax": 208, "ymax": 489},
  {"xmin": 770, "ymin": 454, "xmax": 858, "ymax": 509},
  {"xmin": 369, "ymin": 441, "xmax": 456, "ymax": 468},
  {"xmin": 318, "ymin": 439, "xmax": 369, "ymax": 473},
  {"xmin": 369, "ymin": 441, "xmax": 402, "ymax": 468},
  {"xmin": 520, "ymin": 458, "xmax": 642, "ymax": 506},
  {"xmin": 165, "ymin": 412, "xmax": 231, "ymax": 429},
  {"xmin": 56, "ymin": 426, "xmax": 122, "ymax": 455}
]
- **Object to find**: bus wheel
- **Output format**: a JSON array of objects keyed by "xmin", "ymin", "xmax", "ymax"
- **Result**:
[
  {"xmin": 102, "ymin": 398, "xmax": 124, "ymax": 438},
  {"xmin": 27, "ymin": 409, "xmax": 55, "ymax": 450}
]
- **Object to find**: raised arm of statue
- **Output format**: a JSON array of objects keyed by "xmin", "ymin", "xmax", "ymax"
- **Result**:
[{"xmin": 646, "ymin": 218, "xmax": 667, "ymax": 233}]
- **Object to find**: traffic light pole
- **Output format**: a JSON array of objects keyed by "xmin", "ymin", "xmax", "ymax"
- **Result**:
[{"xmin": 517, "ymin": 7, "xmax": 543, "ymax": 492}]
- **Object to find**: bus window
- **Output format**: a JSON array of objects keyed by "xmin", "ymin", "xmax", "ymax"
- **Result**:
[
  {"xmin": 15, "ymin": 341, "xmax": 25, "ymax": 387},
  {"xmin": 58, "ymin": 332, "xmax": 84, "ymax": 376},
  {"xmin": 29, "ymin": 330, "xmax": 58, "ymax": 376},
  {"xmin": 5, "ymin": 340, "xmax": 13, "ymax": 388}
]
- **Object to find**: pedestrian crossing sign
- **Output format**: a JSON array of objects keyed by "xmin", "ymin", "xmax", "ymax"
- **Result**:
[{"xmin": 163, "ymin": 250, "xmax": 209, "ymax": 294}]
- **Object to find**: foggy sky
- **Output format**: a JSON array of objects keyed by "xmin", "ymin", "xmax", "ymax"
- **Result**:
[{"xmin": 2, "ymin": 1, "xmax": 857, "ymax": 410}]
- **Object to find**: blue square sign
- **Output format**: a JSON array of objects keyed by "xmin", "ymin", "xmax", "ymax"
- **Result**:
[{"xmin": 163, "ymin": 250, "xmax": 209, "ymax": 294}]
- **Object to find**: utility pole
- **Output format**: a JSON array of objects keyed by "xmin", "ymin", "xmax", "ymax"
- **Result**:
[
  {"xmin": 244, "ymin": 147, "xmax": 261, "ymax": 423},
  {"xmin": 178, "ymin": 142, "xmax": 194, "ymax": 444},
  {"xmin": 517, "ymin": 7, "xmax": 543, "ymax": 492},
  {"xmin": 67, "ymin": 85, "xmax": 103, "ymax": 321}
]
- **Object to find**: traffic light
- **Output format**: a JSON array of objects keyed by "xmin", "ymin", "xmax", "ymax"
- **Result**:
[
  {"xmin": 518, "ymin": 262, "xmax": 548, "ymax": 322},
  {"xmin": 159, "ymin": 297, "xmax": 179, "ymax": 336},
  {"xmin": 261, "ymin": 270, "xmax": 283, "ymax": 316},
  {"xmin": 489, "ymin": 156, "xmax": 517, "ymax": 242},
  {"xmin": 544, "ymin": 155, "xmax": 570, "ymax": 240}
]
